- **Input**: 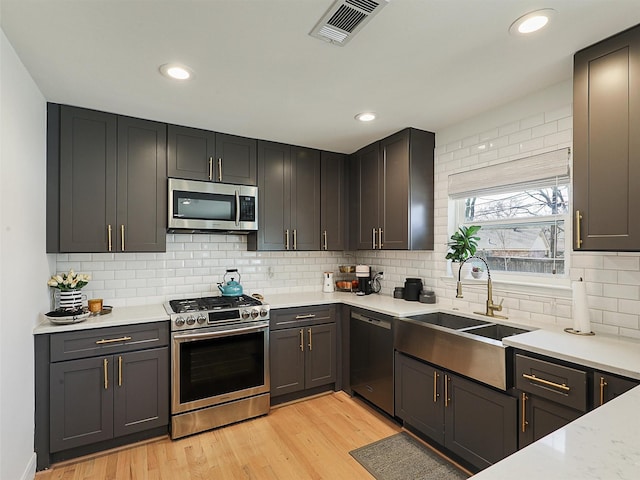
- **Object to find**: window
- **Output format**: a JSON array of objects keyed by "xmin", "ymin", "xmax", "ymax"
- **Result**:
[
  {"xmin": 448, "ymin": 148, "xmax": 571, "ymax": 277},
  {"xmin": 456, "ymin": 183, "xmax": 568, "ymax": 275}
]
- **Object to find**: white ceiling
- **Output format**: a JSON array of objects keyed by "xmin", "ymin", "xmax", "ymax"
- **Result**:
[{"xmin": 2, "ymin": 0, "xmax": 640, "ymax": 154}]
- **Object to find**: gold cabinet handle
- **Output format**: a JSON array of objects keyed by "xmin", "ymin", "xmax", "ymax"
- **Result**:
[
  {"xmin": 522, "ymin": 373, "xmax": 570, "ymax": 392},
  {"xmin": 378, "ymin": 228, "xmax": 383, "ymax": 249},
  {"xmin": 285, "ymin": 229, "xmax": 290, "ymax": 250},
  {"xmin": 107, "ymin": 224, "xmax": 113, "ymax": 252},
  {"xmin": 299, "ymin": 329, "xmax": 304, "ymax": 351},
  {"xmin": 433, "ymin": 371, "xmax": 439, "ymax": 403},
  {"xmin": 521, "ymin": 392, "xmax": 529, "ymax": 432},
  {"xmin": 118, "ymin": 356, "xmax": 123, "ymax": 387},
  {"xmin": 295, "ymin": 314, "xmax": 316, "ymax": 320},
  {"xmin": 208, "ymin": 157, "xmax": 213, "ymax": 181},
  {"xmin": 444, "ymin": 374, "xmax": 450, "ymax": 407},
  {"xmin": 575, "ymin": 210, "xmax": 583, "ymax": 249},
  {"xmin": 599, "ymin": 376, "xmax": 607, "ymax": 406},
  {"xmin": 293, "ymin": 229, "xmax": 297, "ymax": 250},
  {"xmin": 103, "ymin": 358, "xmax": 108, "ymax": 390},
  {"xmin": 96, "ymin": 336, "xmax": 132, "ymax": 345},
  {"xmin": 372, "ymin": 228, "xmax": 377, "ymax": 249},
  {"xmin": 120, "ymin": 225, "xmax": 125, "ymax": 251},
  {"xmin": 308, "ymin": 328, "xmax": 313, "ymax": 350},
  {"xmin": 323, "ymin": 230, "xmax": 328, "ymax": 250},
  {"xmin": 217, "ymin": 158, "xmax": 223, "ymax": 182}
]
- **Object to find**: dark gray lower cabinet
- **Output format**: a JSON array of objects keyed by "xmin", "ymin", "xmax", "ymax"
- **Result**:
[
  {"xmin": 270, "ymin": 323, "xmax": 336, "ymax": 397},
  {"xmin": 37, "ymin": 322, "xmax": 169, "ymax": 469},
  {"xmin": 394, "ymin": 352, "xmax": 517, "ymax": 470},
  {"xmin": 269, "ymin": 305, "xmax": 337, "ymax": 400},
  {"xmin": 50, "ymin": 347, "xmax": 168, "ymax": 452},
  {"xmin": 593, "ymin": 370, "xmax": 639, "ymax": 408},
  {"xmin": 518, "ymin": 392, "xmax": 581, "ymax": 448}
]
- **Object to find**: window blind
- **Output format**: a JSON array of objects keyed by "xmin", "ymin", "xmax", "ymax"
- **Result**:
[{"xmin": 448, "ymin": 147, "xmax": 571, "ymax": 199}]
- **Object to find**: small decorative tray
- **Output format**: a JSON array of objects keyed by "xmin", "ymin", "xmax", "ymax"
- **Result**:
[
  {"xmin": 90, "ymin": 306, "xmax": 113, "ymax": 317},
  {"xmin": 45, "ymin": 308, "xmax": 90, "ymax": 325}
]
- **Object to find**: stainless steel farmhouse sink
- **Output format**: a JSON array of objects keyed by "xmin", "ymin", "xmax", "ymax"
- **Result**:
[{"xmin": 394, "ymin": 312, "xmax": 533, "ymax": 390}]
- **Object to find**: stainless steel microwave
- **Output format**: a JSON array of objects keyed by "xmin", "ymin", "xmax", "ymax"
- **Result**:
[{"xmin": 168, "ymin": 178, "xmax": 258, "ymax": 233}]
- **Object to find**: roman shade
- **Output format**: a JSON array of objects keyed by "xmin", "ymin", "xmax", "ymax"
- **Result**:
[{"xmin": 448, "ymin": 147, "xmax": 571, "ymax": 199}]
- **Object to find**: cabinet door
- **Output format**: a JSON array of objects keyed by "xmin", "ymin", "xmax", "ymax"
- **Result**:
[
  {"xmin": 270, "ymin": 328, "xmax": 305, "ymax": 397},
  {"xmin": 58, "ymin": 106, "xmax": 117, "ymax": 252},
  {"xmin": 355, "ymin": 142, "xmax": 381, "ymax": 249},
  {"xmin": 215, "ymin": 133, "xmax": 257, "ymax": 185},
  {"xmin": 519, "ymin": 392, "xmax": 582, "ymax": 448},
  {"xmin": 50, "ymin": 356, "xmax": 114, "ymax": 452},
  {"xmin": 114, "ymin": 348, "xmax": 169, "ymax": 437},
  {"xmin": 445, "ymin": 373, "xmax": 517, "ymax": 470},
  {"xmin": 305, "ymin": 323, "xmax": 336, "ymax": 389},
  {"xmin": 380, "ymin": 130, "xmax": 410, "ymax": 249},
  {"xmin": 394, "ymin": 353, "xmax": 445, "ymax": 444},
  {"xmin": 320, "ymin": 151, "xmax": 347, "ymax": 250},
  {"xmin": 253, "ymin": 141, "xmax": 291, "ymax": 250},
  {"xmin": 290, "ymin": 146, "xmax": 321, "ymax": 250},
  {"xmin": 574, "ymin": 26, "xmax": 640, "ymax": 250},
  {"xmin": 167, "ymin": 124, "xmax": 215, "ymax": 181},
  {"xmin": 593, "ymin": 371, "xmax": 639, "ymax": 408},
  {"xmin": 117, "ymin": 116, "xmax": 167, "ymax": 252}
]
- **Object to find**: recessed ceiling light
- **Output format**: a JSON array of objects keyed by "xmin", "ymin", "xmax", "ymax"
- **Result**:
[
  {"xmin": 355, "ymin": 112, "xmax": 376, "ymax": 122},
  {"xmin": 509, "ymin": 9, "xmax": 555, "ymax": 35},
  {"xmin": 159, "ymin": 63, "xmax": 193, "ymax": 80}
]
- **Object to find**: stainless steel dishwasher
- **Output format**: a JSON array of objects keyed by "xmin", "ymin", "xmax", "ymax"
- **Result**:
[{"xmin": 349, "ymin": 309, "xmax": 394, "ymax": 416}]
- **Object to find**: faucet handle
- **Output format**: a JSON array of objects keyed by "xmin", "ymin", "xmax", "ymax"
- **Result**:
[{"xmin": 495, "ymin": 298, "xmax": 504, "ymax": 311}]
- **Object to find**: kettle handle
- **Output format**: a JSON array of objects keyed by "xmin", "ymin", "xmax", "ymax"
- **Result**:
[{"xmin": 224, "ymin": 269, "xmax": 241, "ymax": 282}]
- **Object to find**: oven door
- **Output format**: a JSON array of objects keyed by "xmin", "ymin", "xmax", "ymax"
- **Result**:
[{"xmin": 171, "ymin": 323, "xmax": 270, "ymax": 414}]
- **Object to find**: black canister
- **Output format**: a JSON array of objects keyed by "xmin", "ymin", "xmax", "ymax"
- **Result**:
[
  {"xmin": 403, "ymin": 278, "xmax": 423, "ymax": 301},
  {"xmin": 393, "ymin": 287, "xmax": 404, "ymax": 299}
]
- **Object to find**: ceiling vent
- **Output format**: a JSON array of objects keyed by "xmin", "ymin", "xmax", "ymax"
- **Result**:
[{"xmin": 309, "ymin": 0, "xmax": 390, "ymax": 46}]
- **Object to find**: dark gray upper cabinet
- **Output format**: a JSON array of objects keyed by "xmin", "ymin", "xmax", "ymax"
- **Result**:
[
  {"xmin": 48, "ymin": 104, "xmax": 166, "ymax": 253},
  {"xmin": 249, "ymin": 141, "xmax": 320, "ymax": 251},
  {"xmin": 573, "ymin": 24, "xmax": 640, "ymax": 250},
  {"xmin": 351, "ymin": 128, "xmax": 434, "ymax": 250},
  {"xmin": 167, "ymin": 125, "xmax": 257, "ymax": 185},
  {"xmin": 55, "ymin": 105, "xmax": 117, "ymax": 253},
  {"xmin": 117, "ymin": 117, "xmax": 167, "ymax": 252},
  {"xmin": 320, "ymin": 151, "xmax": 347, "ymax": 251}
]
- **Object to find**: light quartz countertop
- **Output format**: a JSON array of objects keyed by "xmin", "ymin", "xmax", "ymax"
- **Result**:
[
  {"xmin": 33, "ymin": 291, "xmax": 640, "ymax": 478},
  {"xmin": 33, "ymin": 303, "xmax": 169, "ymax": 335}
]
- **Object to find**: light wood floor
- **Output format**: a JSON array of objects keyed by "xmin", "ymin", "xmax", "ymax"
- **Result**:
[{"xmin": 37, "ymin": 392, "xmax": 412, "ymax": 480}]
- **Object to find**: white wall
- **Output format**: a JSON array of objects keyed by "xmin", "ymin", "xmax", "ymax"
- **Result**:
[{"xmin": 0, "ymin": 29, "xmax": 49, "ymax": 480}]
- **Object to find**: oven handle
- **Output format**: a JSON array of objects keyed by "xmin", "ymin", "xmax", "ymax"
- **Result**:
[{"xmin": 173, "ymin": 324, "xmax": 267, "ymax": 342}]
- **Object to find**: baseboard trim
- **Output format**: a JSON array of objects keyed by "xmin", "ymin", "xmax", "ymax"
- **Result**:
[{"xmin": 21, "ymin": 452, "xmax": 37, "ymax": 480}]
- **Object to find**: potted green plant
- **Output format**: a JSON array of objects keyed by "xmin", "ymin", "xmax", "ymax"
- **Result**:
[
  {"xmin": 446, "ymin": 225, "xmax": 481, "ymax": 263},
  {"xmin": 471, "ymin": 265, "xmax": 483, "ymax": 279}
]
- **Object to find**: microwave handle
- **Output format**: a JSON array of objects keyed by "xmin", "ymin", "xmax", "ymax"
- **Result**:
[{"xmin": 235, "ymin": 190, "xmax": 240, "ymax": 226}]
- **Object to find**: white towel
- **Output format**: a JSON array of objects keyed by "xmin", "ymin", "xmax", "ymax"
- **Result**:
[{"xmin": 572, "ymin": 280, "xmax": 591, "ymax": 333}]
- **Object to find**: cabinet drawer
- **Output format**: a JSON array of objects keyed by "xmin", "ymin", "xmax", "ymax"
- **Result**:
[
  {"xmin": 270, "ymin": 305, "xmax": 335, "ymax": 330},
  {"xmin": 515, "ymin": 354, "xmax": 588, "ymax": 412},
  {"xmin": 50, "ymin": 322, "xmax": 169, "ymax": 362}
]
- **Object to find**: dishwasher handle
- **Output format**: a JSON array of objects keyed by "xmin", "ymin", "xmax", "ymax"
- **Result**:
[{"xmin": 351, "ymin": 312, "xmax": 392, "ymax": 330}]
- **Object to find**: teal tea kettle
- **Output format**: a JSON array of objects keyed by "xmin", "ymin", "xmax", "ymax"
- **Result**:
[{"xmin": 218, "ymin": 269, "xmax": 243, "ymax": 296}]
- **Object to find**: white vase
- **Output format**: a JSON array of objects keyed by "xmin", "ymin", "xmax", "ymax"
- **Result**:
[{"xmin": 57, "ymin": 290, "xmax": 84, "ymax": 310}]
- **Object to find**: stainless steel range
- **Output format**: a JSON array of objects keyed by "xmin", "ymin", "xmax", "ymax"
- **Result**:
[{"xmin": 165, "ymin": 294, "xmax": 270, "ymax": 439}]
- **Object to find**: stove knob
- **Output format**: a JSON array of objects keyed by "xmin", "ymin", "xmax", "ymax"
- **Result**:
[
  {"xmin": 197, "ymin": 314, "xmax": 207, "ymax": 324},
  {"xmin": 175, "ymin": 316, "xmax": 185, "ymax": 327},
  {"xmin": 260, "ymin": 308, "xmax": 269, "ymax": 317},
  {"xmin": 241, "ymin": 310, "xmax": 251, "ymax": 320},
  {"xmin": 251, "ymin": 309, "xmax": 259, "ymax": 319},
  {"xmin": 186, "ymin": 315, "xmax": 196, "ymax": 326}
]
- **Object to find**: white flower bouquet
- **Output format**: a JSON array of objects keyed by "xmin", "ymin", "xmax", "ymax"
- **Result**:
[{"xmin": 47, "ymin": 269, "xmax": 90, "ymax": 291}]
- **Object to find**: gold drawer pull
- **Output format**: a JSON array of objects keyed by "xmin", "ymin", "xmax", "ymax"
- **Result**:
[
  {"xmin": 103, "ymin": 358, "xmax": 108, "ymax": 390},
  {"xmin": 295, "ymin": 314, "xmax": 316, "ymax": 320},
  {"xmin": 96, "ymin": 336, "xmax": 132, "ymax": 345},
  {"xmin": 522, "ymin": 373, "xmax": 570, "ymax": 392}
]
